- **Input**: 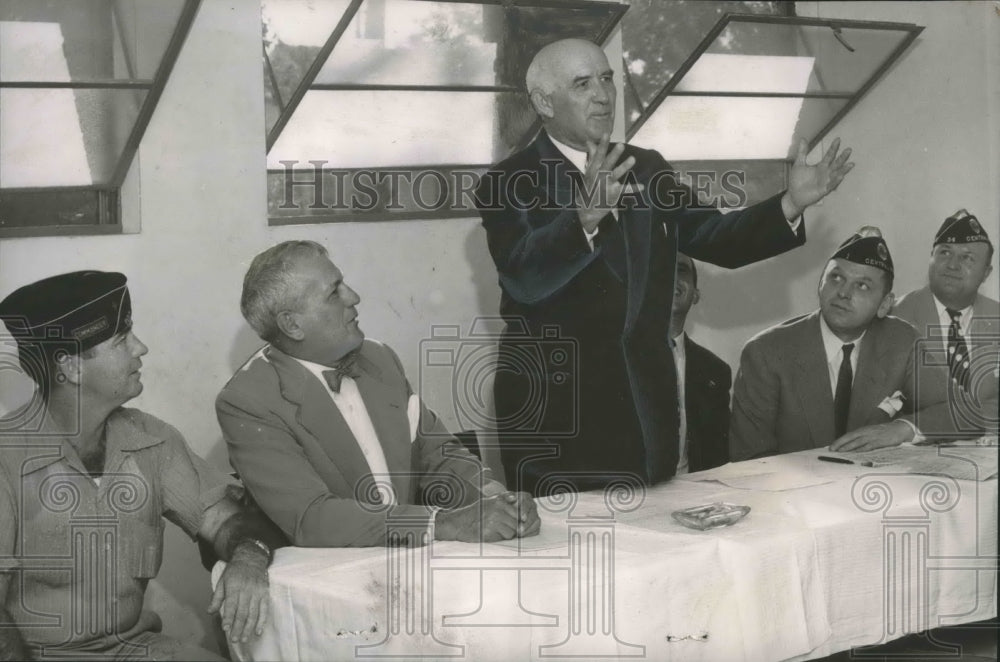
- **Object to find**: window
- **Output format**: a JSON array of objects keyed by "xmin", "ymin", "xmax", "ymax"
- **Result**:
[
  {"xmin": 624, "ymin": 8, "xmax": 923, "ymax": 206},
  {"xmin": 0, "ymin": 0, "xmax": 201, "ymax": 237},
  {"xmin": 262, "ymin": 0, "xmax": 626, "ymax": 224}
]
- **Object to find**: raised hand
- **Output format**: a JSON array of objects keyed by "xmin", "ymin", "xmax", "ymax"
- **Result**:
[
  {"xmin": 784, "ymin": 137, "xmax": 855, "ymax": 218},
  {"xmin": 576, "ymin": 133, "xmax": 642, "ymax": 233}
]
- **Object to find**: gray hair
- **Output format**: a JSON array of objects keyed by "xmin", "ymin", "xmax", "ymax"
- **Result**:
[
  {"xmin": 240, "ymin": 240, "xmax": 327, "ymax": 343},
  {"xmin": 525, "ymin": 51, "xmax": 555, "ymax": 97}
]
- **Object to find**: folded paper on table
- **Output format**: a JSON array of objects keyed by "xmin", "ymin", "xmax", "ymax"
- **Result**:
[
  {"xmin": 826, "ymin": 445, "xmax": 997, "ymax": 480},
  {"xmin": 708, "ymin": 471, "xmax": 835, "ymax": 492}
]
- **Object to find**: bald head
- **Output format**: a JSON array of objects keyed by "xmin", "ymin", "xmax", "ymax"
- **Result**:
[{"xmin": 525, "ymin": 39, "xmax": 616, "ymax": 150}]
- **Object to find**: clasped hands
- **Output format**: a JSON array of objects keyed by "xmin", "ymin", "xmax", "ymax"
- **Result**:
[{"xmin": 436, "ymin": 489, "xmax": 541, "ymax": 543}]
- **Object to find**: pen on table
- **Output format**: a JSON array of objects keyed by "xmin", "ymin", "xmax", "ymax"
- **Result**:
[{"xmin": 818, "ymin": 455, "xmax": 855, "ymax": 465}]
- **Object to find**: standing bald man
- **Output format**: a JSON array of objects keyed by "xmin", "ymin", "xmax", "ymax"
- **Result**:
[{"xmin": 475, "ymin": 38, "xmax": 855, "ymax": 495}]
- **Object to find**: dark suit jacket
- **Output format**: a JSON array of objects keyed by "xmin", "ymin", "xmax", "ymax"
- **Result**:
[
  {"xmin": 729, "ymin": 311, "xmax": 950, "ymax": 460},
  {"xmin": 216, "ymin": 339, "xmax": 490, "ymax": 547},
  {"xmin": 684, "ymin": 335, "xmax": 732, "ymax": 473},
  {"xmin": 893, "ymin": 286, "xmax": 999, "ymax": 436},
  {"xmin": 476, "ymin": 132, "xmax": 804, "ymax": 494}
]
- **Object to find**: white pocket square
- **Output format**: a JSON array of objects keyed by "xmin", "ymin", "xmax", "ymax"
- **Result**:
[{"xmin": 877, "ymin": 390, "xmax": 905, "ymax": 418}]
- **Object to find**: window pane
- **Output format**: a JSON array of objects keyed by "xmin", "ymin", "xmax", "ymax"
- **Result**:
[
  {"xmin": 0, "ymin": 189, "xmax": 113, "ymax": 228},
  {"xmin": 268, "ymin": 90, "xmax": 534, "ymax": 169},
  {"xmin": 632, "ymin": 96, "xmax": 846, "ymax": 161},
  {"xmin": 0, "ymin": 88, "xmax": 145, "ymax": 187},
  {"xmin": 669, "ymin": 160, "xmax": 787, "ymax": 208},
  {"xmin": 262, "ymin": 0, "xmax": 355, "ymax": 108},
  {"xmin": 315, "ymin": 1, "xmax": 499, "ymax": 86},
  {"xmin": 674, "ymin": 53, "xmax": 815, "ymax": 94},
  {"xmin": 0, "ymin": 0, "xmax": 184, "ymax": 82},
  {"xmin": 695, "ymin": 21, "xmax": 913, "ymax": 95},
  {"xmin": 621, "ymin": 0, "xmax": 786, "ymax": 125}
]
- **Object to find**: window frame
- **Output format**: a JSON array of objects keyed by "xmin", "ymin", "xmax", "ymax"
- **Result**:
[
  {"xmin": 0, "ymin": 0, "xmax": 203, "ymax": 238},
  {"xmin": 627, "ymin": 13, "xmax": 925, "ymax": 154},
  {"xmin": 263, "ymin": 0, "xmax": 628, "ymax": 225}
]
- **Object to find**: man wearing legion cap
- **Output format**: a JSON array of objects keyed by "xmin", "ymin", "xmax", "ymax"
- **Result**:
[
  {"xmin": 894, "ymin": 209, "xmax": 999, "ymax": 436},
  {"xmin": 0, "ymin": 271, "xmax": 278, "ymax": 660},
  {"xmin": 729, "ymin": 228, "xmax": 949, "ymax": 460}
]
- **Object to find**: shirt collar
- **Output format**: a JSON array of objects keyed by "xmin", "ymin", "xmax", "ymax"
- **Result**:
[
  {"xmin": 290, "ymin": 355, "xmax": 341, "ymax": 389},
  {"xmin": 13, "ymin": 408, "xmax": 162, "ymax": 476},
  {"xmin": 548, "ymin": 133, "xmax": 588, "ymax": 172},
  {"xmin": 932, "ymin": 294, "xmax": 973, "ymax": 327},
  {"xmin": 671, "ymin": 330, "xmax": 687, "ymax": 354},
  {"xmin": 819, "ymin": 314, "xmax": 865, "ymax": 367}
]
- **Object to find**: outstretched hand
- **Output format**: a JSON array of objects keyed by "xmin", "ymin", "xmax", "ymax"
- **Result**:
[{"xmin": 784, "ymin": 138, "xmax": 855, "ymax": 218}]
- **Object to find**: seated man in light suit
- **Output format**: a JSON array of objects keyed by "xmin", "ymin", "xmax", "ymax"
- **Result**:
[
  {"xmin": 893, "ymin": 210, "xmax": 998, "ymax": 436},
  {"xmin": 670, "ymin": 253, "xmax": 731, "ymax": 473},
  {"xmin": 216, "ymin": 241, "xmax": 540, "ymax": 547},
  {"xmin": 729, "ymin": 229, "xmax": 949, "ymax": 460}
]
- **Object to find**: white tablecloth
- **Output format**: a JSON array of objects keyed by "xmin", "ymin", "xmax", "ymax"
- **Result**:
[{"xmin": 213, "ymin": 449, "xmax": 998, "ymax": 661}]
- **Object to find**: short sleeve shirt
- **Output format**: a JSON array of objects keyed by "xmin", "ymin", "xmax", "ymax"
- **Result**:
[{"xmin": 0, "ymin": 407, "xmax": 237, "ymax": 648}]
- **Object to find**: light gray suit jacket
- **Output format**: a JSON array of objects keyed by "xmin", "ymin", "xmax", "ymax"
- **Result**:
[
  {"xmin": 729, "ymin": 311, "xmax": 950, "ymax": 461},
  {"xmin": 894, "ymin": 286, "xmax": 999, "ymax": 436},
  {"xmin": 216, "ymin": 339, "xmax": 490, "ymax": 547}
]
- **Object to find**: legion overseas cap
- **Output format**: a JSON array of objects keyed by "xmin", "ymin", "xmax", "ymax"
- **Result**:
[
  {"xmin": 831, "ymin": 226, "xmax": 894, "ymax": 275},
  {"xmin": 934, "ymin": 209, "xmax": 992, "ymax": 248},
  {"xmin": 0, "ymin": 271, "xmax": 132, "ymax": 354}
]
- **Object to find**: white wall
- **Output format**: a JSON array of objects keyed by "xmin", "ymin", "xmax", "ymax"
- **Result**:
[
  {"xmin": 0, "ymin": 0, "xmax": 498, "ymax": 653},
  {"xmin": 0, "ymin": 0, "xmax": 997, "ymax": 654},
  {"xmin": 690, "ymin": 0, "xmax": 1000, "ymax": 370}
]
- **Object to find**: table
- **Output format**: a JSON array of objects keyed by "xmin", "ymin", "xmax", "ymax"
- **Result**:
[{"xmin": 213, "ymin": 449, "xmax": 998, "ymax": 661}]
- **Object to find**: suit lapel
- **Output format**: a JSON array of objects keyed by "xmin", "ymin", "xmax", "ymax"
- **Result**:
[
  {"xmin": 267, "ymin": 347, "xmax": 373, "ymax": 489},
  {"xmin": 971, "ymin": 294, "xmax": 999, "ymax": 351},
  {"xmin": 792, "ymin": 313, "xmax": 835, "ymax": 445},
  {"xmin": 622, "ymin": 160, "xmax": 652, "ymax": 333},
  {"xmin": 352, "ymin": 357, "xmax": 410, "ymax": 492},
  {"xmin": 848, "ymin": 325, "xmax": 888, "ymax": 429},
  {"xmin": 535, "ymin": 134, "xmax": 652, "ymax": 333}
]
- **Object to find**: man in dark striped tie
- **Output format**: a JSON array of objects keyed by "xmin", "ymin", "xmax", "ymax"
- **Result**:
[{"xmin": 894, "ymin": 210, "xmax": 999, "ymax": 437}]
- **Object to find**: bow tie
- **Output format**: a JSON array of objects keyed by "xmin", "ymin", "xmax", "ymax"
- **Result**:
[{"xmin": 322, "ymin": 355, "xmax": 362, "ymax": 392}]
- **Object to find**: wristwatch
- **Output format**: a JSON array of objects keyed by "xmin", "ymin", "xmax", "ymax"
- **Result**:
[{"xmin": 241, "ymin": 538, "xmax": 273, "ymax": 563}]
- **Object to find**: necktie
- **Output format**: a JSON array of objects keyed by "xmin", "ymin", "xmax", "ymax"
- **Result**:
[
  {"xmin": 322, "ymin": 354, "xmax": 362, "ymax": 392},
  {"xmin": 945, "ymin": 308, "xmax": 971, "ymax": 390},
  {"xmin": 833, "ymin": 343, "xmax": 854, "ymax": 438}
]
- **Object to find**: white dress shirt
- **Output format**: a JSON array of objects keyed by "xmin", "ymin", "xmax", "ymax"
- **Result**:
[
  {"xmin": 672, "ymin": 332, "xmax": 689, "ymax": 475},
  {"xmin": 293, "ymin": 356, "xmax": 396, "ymax": 505},
  {"xmin": 932, "ymin": 296, "xmax": 973, "ymax": 351},
  {"xmin": 818, "ymin": 315, "xmax": 863, "ymax": 394},
  {"xmin": 818, "ymin": 316, "xmax": 920, "ymax": 440}
]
